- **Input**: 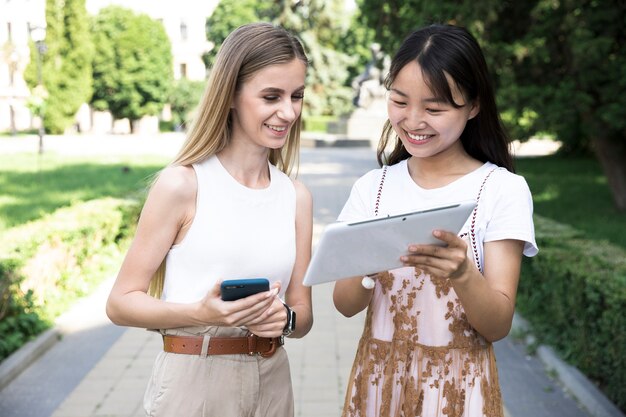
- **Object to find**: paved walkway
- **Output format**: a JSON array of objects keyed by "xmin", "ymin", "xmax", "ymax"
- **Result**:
[{"xmin": 0, "ymin": 136, "xmax": 622, "ymax": 417}]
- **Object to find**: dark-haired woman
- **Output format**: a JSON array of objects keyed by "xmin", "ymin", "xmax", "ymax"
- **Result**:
[{"xmin": 333, "ymin": 24, "xmax": 538, "ymax": 417}]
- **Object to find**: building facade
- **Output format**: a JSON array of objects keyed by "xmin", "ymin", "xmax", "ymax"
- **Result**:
[
  {"xmin": 0, "ymin": 0, "xmax": 45, "ymax": 133},
  {"xmin": 0, "ymin": 0, "xmax": 217, "ymax": 133}
]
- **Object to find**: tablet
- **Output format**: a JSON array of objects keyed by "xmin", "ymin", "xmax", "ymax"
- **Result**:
[{"xmin": 302, "ymin": 200, "xmax": 476, "ymax": 286}]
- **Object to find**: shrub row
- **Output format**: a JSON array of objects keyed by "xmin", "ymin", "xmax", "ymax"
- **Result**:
[
  {"xmin": 517, "ymin": 215, "xmax": 626, "ymax": 412},
  {"xmin": 0, "ymin": 197, "xmax": 140, "ymax": 363}
]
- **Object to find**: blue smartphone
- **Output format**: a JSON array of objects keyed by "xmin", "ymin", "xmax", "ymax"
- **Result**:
[{"xmin": 220, "ymin": 278, "xmax": 270, "ymax": 301}]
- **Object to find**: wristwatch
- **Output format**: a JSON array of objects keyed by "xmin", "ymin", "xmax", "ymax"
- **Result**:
[{"xmin": 282, "ymin": 302, "xmax": 296, "ymax": 336}]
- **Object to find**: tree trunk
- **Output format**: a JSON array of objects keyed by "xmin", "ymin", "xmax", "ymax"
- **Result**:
[{"xmin": 592, "ymin": 135, "xmax": 626, "ymax": 211}]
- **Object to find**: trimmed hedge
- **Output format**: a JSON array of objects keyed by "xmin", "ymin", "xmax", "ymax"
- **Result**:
[
  {"xmin": 0, "ymin": 197, "xmax": 140, "ymax": 362},
  {"xmin": 518, "ymin": 215, "xmax": 626, "ymax": 412}
]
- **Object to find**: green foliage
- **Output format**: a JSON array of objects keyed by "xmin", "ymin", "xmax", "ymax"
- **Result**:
[
  {"xmin": 0, "ymin": 283, "xmax": 48, "ymax": 362},
  {"xmin": 0, "ymin": 198, "xmax": 142, "ymax": 362},
  {"xmin": 169, "ymin": 78, "xmax": 206, "ymax": 130},
  {"xmin": 503, "ymin": 1, "xmax": 625, "ymax": 153},
  {"xmin": 357, "ymin": 0, "xmax": 500, "ymax": 55},
  {"xmin": 357, "ymin": 0, "xmax": 626, "ymax": 148},
  {"xmin": 279, "ymin": 0, "xmax": 355, "ymax": 116},
  {"xmin": 302, "ymin": 115, "xmax": 339, "ymax": 133},
  {"xmin": 203, "ymin": 0, "xmax": 279, "ymax": 69},
  {"xmin": 204, "ymin": 0, "xmax": 354, "ymax": 117},
  {"xmin": 337, "ymin": 11, "xmax": 377, "ymax": 88},
  {"xmin": 0, "ymin": 151, "xmax": 165, "ymax": 362},
  {"xmin": 24, "ymin": 0, "xmax": 94, "ymax": 134},
  {"xmin": 90, "ymin": 6, "xmax": 173, "ymax": 124},
  {"xmin": 518, "ymin": 215, "xmax": 626, "ymax": 412}
]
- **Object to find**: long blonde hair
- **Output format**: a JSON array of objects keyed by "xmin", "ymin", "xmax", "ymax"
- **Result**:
[{"xmin": 148, "ymin": 23, "xmax": 309, "ymax": 298}]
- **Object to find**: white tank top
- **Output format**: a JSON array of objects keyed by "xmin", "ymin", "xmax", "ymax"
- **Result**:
[{"xmin": 161, "ymin": 155, "xmax": 297, "ymax": 303}]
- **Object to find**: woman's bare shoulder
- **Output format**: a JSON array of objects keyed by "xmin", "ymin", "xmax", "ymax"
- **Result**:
[
  {"xmin": 151, "ymin": 165, "xmax": 197, "ymax": 200},
  {"xmin": 291, "ymin": 178, "xmax": 312, "ymax": 205}
]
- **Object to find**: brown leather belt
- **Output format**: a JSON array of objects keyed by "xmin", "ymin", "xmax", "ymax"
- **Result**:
[{"xmin": 163, "ymin": 334, "xmax": 283, "ymax": 357}]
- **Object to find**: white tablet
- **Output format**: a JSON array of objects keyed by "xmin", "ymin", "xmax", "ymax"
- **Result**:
[{"xmin": 302, "ymin": 200, "xmax": 476, "ymax": 286}]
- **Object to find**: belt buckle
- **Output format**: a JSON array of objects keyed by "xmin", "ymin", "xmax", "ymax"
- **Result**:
[
  {"xmin": 259, "ymin": 337, "xmax": 279, "ymax": 358},
  {"xmin": 247, "ymin": 334, "xmax": 281, "ymax": 358}
]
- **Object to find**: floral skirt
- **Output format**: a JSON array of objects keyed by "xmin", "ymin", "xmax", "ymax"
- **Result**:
[{"xmin": 342, "ymin": 335, "xmax": 504, "ymax": 417}]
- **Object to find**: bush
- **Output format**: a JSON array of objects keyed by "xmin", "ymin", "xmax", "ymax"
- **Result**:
[
  {"xmin": 169, "ymin": 78, "xmax": 205, "ymax": 131},
  {"xmin": 0, "ymin": 197, "xmax": 141, "ymax": 362},
  {"xmin": 518, "ymin": 215, "xmax": 626, "ymax": 412},
  {"xmin": 302, "ymin": 115, "xmax": 339, "ymax": 133}
]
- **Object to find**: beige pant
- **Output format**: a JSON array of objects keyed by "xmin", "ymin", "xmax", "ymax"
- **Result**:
[{"xmin": 143, "ymin": 326, "xmax": 294, "ymax": 417}]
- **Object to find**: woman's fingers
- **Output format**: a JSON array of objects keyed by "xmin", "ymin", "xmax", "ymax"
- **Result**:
[
  {"xmin": 401, "ymin": 231, "xmax": 469, "ymax": 279},
  {"xmin": 246, "ymin": 298, "xmax": 286, "ymax": 337},
  {"xmin": 198, "ymin": 280, "xmax": 285, "ymax": 328}
]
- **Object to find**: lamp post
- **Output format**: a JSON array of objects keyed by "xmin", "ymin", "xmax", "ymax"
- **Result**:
[
  {"xmin": 8, "ymin": 49, "xmax": 20, "ymax": 136},
  {"xmin": 30, "ymin": 26, "xmax": 47, "ymax": 154}
]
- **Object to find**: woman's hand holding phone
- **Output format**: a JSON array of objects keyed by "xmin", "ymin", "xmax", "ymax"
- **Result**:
[
  {"xmin": 195, "ymin": 279, "xmax": 280, "ymax": 328},
  {"xmin": 220, "ymin": 278, "xmax": 286, "ymax": 337}
]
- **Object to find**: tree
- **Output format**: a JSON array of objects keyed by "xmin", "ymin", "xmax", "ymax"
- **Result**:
[
  {"xmin": 358, "ymin": 0, "xmax": 626, "ymax": 211},
  {"xmin": 504, "ymin": 1, "xmax": 626, "ymax": 210},
  {"xmin": 337, "ymin": 11, "xmax": 377, "ymax": 89},
  {"xmin": 169, "ymin": 78, "xmax": 206, "ymax": 130},
  {"xmin": 205, "ymin": 0, "xmax": 354, "ymax": 117},
  {"xmin": 277, "ymin": 0, "xmax": 355, "ymax": 116},
  {"xmin": 24, "ymin": 0, "xmax": 93, "ymax": 134},
  {"xmin": 203, "ymin": 0, "xmax": 278, "ymax": 69},
  {"xmin": 90, "ymin": 7, "xmax": 173, "ymax": 130}
]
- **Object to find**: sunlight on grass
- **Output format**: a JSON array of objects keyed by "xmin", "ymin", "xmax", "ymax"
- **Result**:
[
  {"xmin": 0, "ymin": 152, "xmax": 168, "ymax": 232},
  {"xmin": 516, "ymin": 155, "xmax": 626, "ymax": 249},
  {"xmin": 533, "ymin": 185, "xmax": 560, "ymax": 202}
]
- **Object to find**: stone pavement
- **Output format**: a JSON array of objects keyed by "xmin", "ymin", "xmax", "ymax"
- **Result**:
[{"xmin": 0, "ymin": 137, "xmax": 622, "ymax": 417}]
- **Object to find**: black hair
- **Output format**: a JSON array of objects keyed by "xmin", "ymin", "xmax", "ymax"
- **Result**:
[{"xmin": 377, "ymin": 24, "xmax": 514, "ymax": 172}]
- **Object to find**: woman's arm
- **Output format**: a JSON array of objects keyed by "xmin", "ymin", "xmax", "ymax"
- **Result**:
[
  {"xmin": 402, "ymin": 230, "xmax": 524, "ymax": 342},
  {"xmin": 333, "ymin": 276, "xmax": 374, "ymax": 317},
  {"xmin": 106, "ymin": 166, "xmax": 276, "ymax": 330},
  {"xmin": 284, "ymin": 179, "xmax": 314, "ymax": 338}
]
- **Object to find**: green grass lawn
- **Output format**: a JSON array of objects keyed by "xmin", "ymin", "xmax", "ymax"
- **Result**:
[
  {"xmin": 0, "ymin": 152, "xmax": 169, "ymax": 231},
  {"xmin": 1, "ymin": 151, "xmax": 624, "ymax": 250},
  {"xmin": 516, "ymin": 154, "xmax": 626, "ymax": 250}
]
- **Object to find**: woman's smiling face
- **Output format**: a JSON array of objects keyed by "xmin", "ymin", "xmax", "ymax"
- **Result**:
[
  {"xmin": 387, "ymin": 60, "xmax": 479, "ymax": 159},
  {"xmin": 230, "ymin": 59, "xmax": 306, "ymax": 150}
]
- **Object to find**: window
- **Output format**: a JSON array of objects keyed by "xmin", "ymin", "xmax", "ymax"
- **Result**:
[{"xmin": 180, "ymin": 21, "xmax": 188, "ymax": 41}]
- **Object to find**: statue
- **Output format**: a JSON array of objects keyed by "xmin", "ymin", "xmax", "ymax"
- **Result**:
[
  {"xmin": 352, "ymin": 43, "xmax": 387, "ymax": 109},
  {"xmin": 331, "ymin": 43, "xmax": 390, "ymax": 146}
]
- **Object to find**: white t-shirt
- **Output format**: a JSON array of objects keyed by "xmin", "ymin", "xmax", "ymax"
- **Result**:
[{"xmin": 339, "ymin": 160, "xmax": 538, "ymax": 271}]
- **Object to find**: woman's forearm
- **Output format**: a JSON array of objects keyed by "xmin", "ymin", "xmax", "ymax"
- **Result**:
[
  {"xmin": 106, "ymin": 291, "xmax": 203, "ymax": 329},
  {"xmin": 333, "ymin": 276, "xmax": 373, "ymax": 317},
  {"xmin": 451, "ymin": 270, "xmax": 516, "ymax": 342}
]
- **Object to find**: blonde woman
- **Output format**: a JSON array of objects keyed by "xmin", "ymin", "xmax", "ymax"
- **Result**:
[{"xmin": 106, "ymin": 23, "xmax": 313, "ymax": 417}]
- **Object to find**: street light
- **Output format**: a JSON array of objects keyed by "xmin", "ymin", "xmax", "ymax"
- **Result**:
[
  {"xmin": 7, "ymin": 49, "xmax": 20, "ymax": 136},
  {"xmin": 30, "ymin": 25, "xmax": 47, "ymax": 154}
]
